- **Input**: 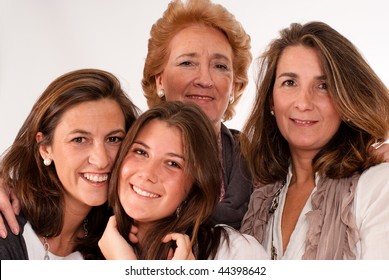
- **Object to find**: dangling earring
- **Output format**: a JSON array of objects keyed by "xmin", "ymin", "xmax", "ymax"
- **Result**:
[
  {"xmin": 270, "ymin": 110, "xmax": 275, "ymax": 116},
  {"xmin": 157, "ymin": 89, "xmax": 165, "ymax": 98},
  {"xmin": 83, "ymin": 218, "xmax": 88, "ymax": 238},
  {"xmin": 175, "ymin": 205, "xmax": 182, "ymax": 218},
  {"xmin": 229, "ymin": 95, "xmax": 234, "ymax": 105},
  {"xmin": 43, "ymin": 158, "xmax": 52, "ymax": 166}
]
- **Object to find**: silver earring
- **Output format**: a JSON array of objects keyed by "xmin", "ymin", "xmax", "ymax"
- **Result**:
[
  {"xmin": 229, "ymin": 95, "xmax": 234, "ymax": 105},
  {"xmin": 270, "ymin": 110, "xmax": 275, "ymax": 116},
  {"xmin": 157, "ymin": 89, "xmax": 165, "ymax": 98},
  {"xmin": 43, "ymin": 158, "xmax": 52, "ymax": 166},
  {"xmin": 175, "ymin": 205, "xmax": 181, "ymax": 218}
]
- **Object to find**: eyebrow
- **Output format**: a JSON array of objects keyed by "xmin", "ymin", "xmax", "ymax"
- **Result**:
[
  {"xmin": 277, "ymin": 72, "xmax": 327, "ymax": 80},
  {"xmin": 68, "ymin": 129, "xmax": 126, "ymax": 136},
  {"xmin": 176, "ymin": 52, "xmax": 231, "ymax": 62},
  {"xmin": 133, "ymin": 140, "xmax": 186, "ymax": 160}
]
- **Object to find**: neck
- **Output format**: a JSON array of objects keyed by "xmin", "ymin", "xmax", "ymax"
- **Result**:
[
  {"xmin": 213, "ymin": 121, "xmax": 221, "ymax": 134},
  {"xmin": 41, "ymin": 206, "xmax": 89, "ymax": 257},
  {"xmin": 133, "ymin": 221, "xmax": 153, "ymax": 247},
  {"xmin": 290, "ymin": 149, "xmax": 316, "ymax": 183}
]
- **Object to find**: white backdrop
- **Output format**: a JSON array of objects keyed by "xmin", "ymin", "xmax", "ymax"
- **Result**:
[{"xmin": 1, "ymin": 0, "xmax": 388, "ymax": 155}]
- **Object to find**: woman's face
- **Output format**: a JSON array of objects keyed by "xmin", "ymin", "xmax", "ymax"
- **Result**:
[
  {"xmin": 39, "ymin": 99, "xmax": 126, "ymax": 212},
  {"xmin": 272, "ymin": 45, "xmax": 342, "ymax": 157},
  {"xmin": 156, "ymin": 24, "xmax": 235, "ymax": 131},
  {"xmin": 118, "ymin": 119, "xmax": 193, "ymax": 225}
]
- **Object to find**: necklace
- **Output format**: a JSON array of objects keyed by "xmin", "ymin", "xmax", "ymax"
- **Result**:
[
  {"xmin": 42, "ymin": 218, "xmax": 88, "ymax": 260},
  {"xmin": 43, "ymin": 236, "xmax": 50, "ymax": 260}
]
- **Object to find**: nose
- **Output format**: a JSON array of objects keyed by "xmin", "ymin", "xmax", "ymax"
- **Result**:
[
  {"xmin": 294, "ymin": 87, "xmax": 314, "ymax": 111},
  {"xmin": 138, "ymin": 160, "xmax": 158, "ymax": 184},
  {"xmin": 194, "ymin": 66, "xmax": 214, "ymax": 88},
  {"xmin": 88, "ymin": 142, "xmax": 110, "ymax": 169}
]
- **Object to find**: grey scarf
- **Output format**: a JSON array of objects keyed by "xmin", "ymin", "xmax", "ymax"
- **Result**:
[{"xmin": 240, "ymin": 174, "xmax": 360, "ymax": 259}]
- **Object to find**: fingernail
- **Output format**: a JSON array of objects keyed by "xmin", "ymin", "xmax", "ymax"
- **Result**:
[
  {"xmin": 12, "ymin": 227, "xmax": 19, "ymax": 235},
  {"xmin": 371, "ymin": 142, "xmax": 384, "ymax": 150},
  {"xmin": 0, "ymin": 230, "xmax": 6, "ymax": 239}
]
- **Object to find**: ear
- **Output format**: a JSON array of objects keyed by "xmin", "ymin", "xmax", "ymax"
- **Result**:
[
  {"xmin": 269, "ymin": 97, "xmax": 274, "ymax": 111},
  {"xmin": 36, "ymin": 132, "xmax": 52, "ymax": 161},
  {"xmin": 155, "ymin": 74, "xmax": 163, "ymax": 91}
]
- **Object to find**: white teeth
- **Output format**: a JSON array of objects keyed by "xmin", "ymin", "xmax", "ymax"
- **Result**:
[
  {"xmin": 133, "ymin": 186, "xmax": 159, "ymax": 198},
  {"xmin": 188, "ymin": 95, "xmax": 212, "ymax": 100},
  {"xmin": 294, "ymin": 119, "xmax": 313, "ymax": 124},
  {"xmin": 83, "ymin": 173, "xmax": 108, "ymax": 183}
]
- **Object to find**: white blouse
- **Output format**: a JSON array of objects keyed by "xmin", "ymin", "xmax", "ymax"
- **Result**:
[
  {"xmin": 263, "ymin": 163, "xmax": 389, "ymax": 259},
  {"xmin": 214, "ymin": 225, "xmax": 270, "ymax": 260}
]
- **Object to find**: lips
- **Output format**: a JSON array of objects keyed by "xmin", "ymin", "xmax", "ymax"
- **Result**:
[
  {"xmin": 132, "ymin": 185, "xmax": 160, "ymax": 198},
  {"xmin": 291, "ymin": 118, "xmax": 318, "ymax": 125}
]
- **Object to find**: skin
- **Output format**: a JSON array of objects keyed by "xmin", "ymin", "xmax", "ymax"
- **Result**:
[
  {"xmin": 99, "ymin": 119, "xmax": 195, "ymax": 260},
  {"xmin": 37, "ymin": 99, "xmax": 126, "ymax": 255},
  {"xmin": 272, "ymin": 46, "xmax": 342, "ymax": 252},
  {"xmin": 156, "ymin": 24, "xmax": 235, "ymax": 132}
]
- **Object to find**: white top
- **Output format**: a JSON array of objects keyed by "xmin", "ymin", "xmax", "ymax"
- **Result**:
[
  {"xmin": 23, "ymin": 221, "xmax": 83, "ymax": 260},
  {"xmin": 263, "ymin": 163, "xmax": 389, "ymax": 259},
  {"xmin": 213, "ymin": 225, "xmax": 270, "ymax": 259}
]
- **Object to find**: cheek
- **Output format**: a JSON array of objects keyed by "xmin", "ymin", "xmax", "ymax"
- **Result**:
[
  {"xmin": 215, "ymin": 76, "xmax": 234, "ymax": 96},
  {"xmin": 163, "ymin": 74, "xmax": 187, "ymax": 98}
]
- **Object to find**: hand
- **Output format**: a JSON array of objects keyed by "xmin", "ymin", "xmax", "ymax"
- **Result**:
[
  {"xmin": 129, "ymin": 223, "xmax": 139, "ymax": 244},
  {"xmin": 162, "ymin": 233, "xmax": 195, "ymax": 260},
  {"xmin": 98, "ymin": 215, "xmax": 137, "ymax": 260},
  {"xmin": 371, "ymin": 141, "xmax": 389, "ymax": 162},
  {"xmin": 0, "ymin": 178, "xmax": 21, "ymax": 238}
]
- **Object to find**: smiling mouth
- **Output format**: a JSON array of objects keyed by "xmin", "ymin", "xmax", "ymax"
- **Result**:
[
  {"xmin": 186, "ymin": 95, "xmax": 213, "ymax": 101},
  {"xmin": 292, "ymin": 119, "xmax": 317, "ymax": 125},
  {"xmin": 132, "ymin": 185, "xmax": 160, "ymax": 198},
  {"xmin": 83, "ymin": 173, "xmax": 109, "ymax": 183}
]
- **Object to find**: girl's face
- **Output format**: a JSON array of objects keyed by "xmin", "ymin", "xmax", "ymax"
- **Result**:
[
  {"xmin": 156, "ymin": 24, "xmax": 235, "ymax": 130},
  {"xmin": 272, "ymin": 45, "xmax": 342, "ymax": 157},
  {"xmin": 39, "ymin": 99, "xmax": 126, "ymax": 213},
  {"xmin": 118, "ymin": 119, "xmax": 193, "ymax": 225}
]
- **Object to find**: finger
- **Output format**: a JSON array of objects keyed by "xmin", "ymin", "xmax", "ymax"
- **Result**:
[
  {"xmin": 129, "ymin": 224, "xmax": 139, "ymax": 243},
  {"xmin": 0, "ymin": 214, "xmax": 7, "ymax": 239},
  {"xmin": 0, "ymin": 201, "xmax": 19, "ymax": 237},
  {"xmin": 107, "ymin": 215, "xmax": 117, "ymax": 228},
  {"xmin": 9, "ymin": 189, "xmax": 21, "ymax": 215},
  {"xmin": 371, "ymin": 142, "xmax": 389, "ymax": 162},
  {"xmin": 163, "ymin": 233, "xmax": 194, "ymax": 260}
]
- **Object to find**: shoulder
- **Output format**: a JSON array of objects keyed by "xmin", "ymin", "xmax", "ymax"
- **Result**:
[
  {"xmin": 357, "ymin": 163, "xmax": 389, "ymax": 193},
  {"xmin": 221, "ymin": 123, "xmax": 240, "ymax": 140},
  {"xmin": 214, "ymin": 225, "xmax": 269, "ymax": 260},
  {"xmin": 355, "ymin": 163, "xmax": 389, "ymax": 213}
]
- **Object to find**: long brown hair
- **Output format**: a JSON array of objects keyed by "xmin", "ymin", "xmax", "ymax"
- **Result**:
[
  {"xmin": 241, "ymin": 21, "xmax": 389, "ymax": 184},
  {"xmin": 109, "ymin": 101, "xmax": 226, "ymax": 259},
  {"xmin": 0, "ymin": 68, "xmax": 139, "ymax": 259},
  {"xmin": 142, "ymin": 0, "xmax": 251, "ymax": 121}
]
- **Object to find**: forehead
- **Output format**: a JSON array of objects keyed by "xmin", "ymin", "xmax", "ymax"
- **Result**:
[
  {"xmin": 277, "ymin": 46, "xmax": 323, "ymax": 73},
  {"xmin": 168, "ymin": 24, "xmax": 233, "ymax": 58},
  {"xmin": 135, "ymin": 119, "xmax": 184, "ymax": 156},
  {"xmin": 54, "ymin": 99, "xmax": 125, "ymax": 131}
]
